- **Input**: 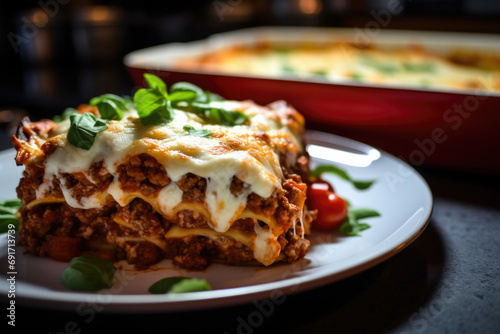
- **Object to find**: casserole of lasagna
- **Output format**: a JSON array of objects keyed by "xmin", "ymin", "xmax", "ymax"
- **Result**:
[
  {"xmin": 12, "ymin": 87, "xmax": 314, "ymax": 270},
  {"xmin": 175, "ymin": 41, "xmax": 500, "ymax": 92}
]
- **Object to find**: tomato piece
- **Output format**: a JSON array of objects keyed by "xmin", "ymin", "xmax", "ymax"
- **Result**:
[
  {"xmin": 307, "ymin": 182, "xmax": 348, "ymax": 230},
  {"xmin": 42, "ymin": 235, "xmax": 81, "ymax": 262}
]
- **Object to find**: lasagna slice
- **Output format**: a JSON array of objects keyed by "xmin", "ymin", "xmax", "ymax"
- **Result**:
[{"xmin": 13, "ymin": 90, "xmax": 314, "ymax": 270}]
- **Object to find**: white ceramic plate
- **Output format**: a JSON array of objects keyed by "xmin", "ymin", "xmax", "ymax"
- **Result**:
[{"xmin": 0, "ymin": 131, "xmax": 432, "ymax": 312}]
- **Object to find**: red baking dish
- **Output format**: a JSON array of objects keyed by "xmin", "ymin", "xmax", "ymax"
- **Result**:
[{"xmin": 124, "ymin": 27, "xmax": 500, "ymax": 174}]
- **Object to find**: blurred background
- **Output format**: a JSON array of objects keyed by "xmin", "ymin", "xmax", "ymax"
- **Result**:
[{"xmin": 1, "ymin": 0, "xmax": 499, "ymax": 149}]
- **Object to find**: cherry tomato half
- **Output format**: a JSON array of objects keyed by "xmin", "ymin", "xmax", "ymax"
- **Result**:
[{"xmin": 307, "ymin": 182, "xmax": 348, "ymax": 230}]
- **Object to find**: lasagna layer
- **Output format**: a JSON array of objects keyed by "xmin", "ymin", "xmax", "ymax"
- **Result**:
[{"xmin": 13, "ymin": 99, "xmax": 313, "ymax": 270}]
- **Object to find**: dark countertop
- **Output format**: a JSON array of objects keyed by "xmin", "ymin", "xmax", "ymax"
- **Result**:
[{"xmin": 2, "ymin": 126, "xmax": 500, "ymax": 334}]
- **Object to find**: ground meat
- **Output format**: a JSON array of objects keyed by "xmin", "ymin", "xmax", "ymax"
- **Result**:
[
  {"xmin": 176, "ymin": 209, "xmax": 210, "ymax": 229},
  {"xmin": 62, "ymin": 172, "xmax": 100, "ymax": 201},
  {"xmin": 16, "ymin": 163, "xmax": 44, "ymax": 205},
  {"xmin": 117, "ymin": 198, "xmax": 167, "ymax": 235},
  {"xmin": 246, "ymin": 191, "xmax": 280, "ymax": 217},
  {"xmin": 283, "ymin": 232, "xmax": 310, "ymax": 263},
  {"xmin": 230, "ymin": 176, "xmax": 245, "ymax": 196},
  {"xmin": 117, "ymin": 154, "xmax": 170, "ymax": 196},
  {"xmin": 176, "ymin": 173, "xmax": 206, "ymax": 202},
  {"xmin": 124, "ymin": 241, "xmax": 165, "ymax": 270}
]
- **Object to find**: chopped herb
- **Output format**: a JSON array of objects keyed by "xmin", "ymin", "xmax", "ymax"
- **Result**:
[
  {"xmin": 402, "ymin": 62, "xmax": 435, "ymax": 73},
  {"xmin": 189, "ymin": 102, "xmax": 249, "ymax": 126},
  {"xmin": 60, "ymin": 255, "xmax": 115, "ymax": 291},
  {"xmin": 183, "ymin": 125, "xmax": 212, "ymax": 138},
  {"xmin": 0, "ymin": 199, "xmax": 22, "ymax": 233},
  {"xmin": 53, "ymin": 108, "xmax": 77, "ymax": 123},
  {"xmin": 282, "ymin": 65, "xmax": 297, "ymax": 74},
  {"xmin": 340, "ymin": 208, "xmax": 381, "ymax": 236},
  {"xmin": 67, "ymin": 113, "xmax": 108, "ymax": 150},
  {"xmin": 312, "ymin": 70, "xmax": 328, "ymax": 77},
  {"xmin": 349, "ymin": 73, "xmax": 363, "ymax": 81},
  {"xmin": 310, "ymin": 165, "xmax": 375, "ymax": 190},
  {"xmin": 149, "ymin": 277, "xmax": 211, "ymax": 294}
]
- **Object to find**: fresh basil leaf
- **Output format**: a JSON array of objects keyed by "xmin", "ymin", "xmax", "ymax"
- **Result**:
[
  {"xmin": 0, "ymin": 199, "xmax": 22, "ymax": 215},
  {"xmin": 282, "ymin": 65, "xmax": 297, "ymax": 74},
  {"xmin": 349, "ymin": 208, "xmax": 381, "ymax": 220},
  {"xmin": 53, "ymin": 108, "xmax": 77, "ymax": 123},
  {"xmin": 148, "ymin": 277, "xmax": 185, "ymax": 294},
  {"xmin": 190, "ymin": 102, "xmax": 249, "ymax": 126},
  {"xmin": 169, "ymin": 278, "xmax": 211, "ymax": 293},
  {"xmin": 170, "ymin": 82, "xmax": 204, "ymax": 97},
  {"xmin": 134, "ymin": 88, "xmax": 173, "ymax": 125},
  {"xmin": 183, "ymin": 125, "xmax": 212, "ymax": 138},
  {"xmin": 96, "ymin": 99, "xmax": 124, "ymax": 120},
  {"xmin": 67, "ymin": 113, "xmax": 108, "ymax": 150},
  {"xmin": 310, "ymin": 165, "xmax": 375, "ymax": 190},
  {"xmin": 61, "ymin": 254, "xmax": 115, "ymax": 291},
  {"xmin": 0, "ymin": 199, "xmax": 22, "ymax": 233},
  {"xmin": 339, "ymin": 208, "xmax": 380, "ymax": 236},
  {"xmin": 402, "ymin": 62, "xmax": 435, "ymax": 73},
  {"xmin": 312, "ymin": 70, "xmax": 328, "ymax": 77},
  {"xmin": 90, "ymin": 94, "xmax": 127, "ymax": 111},
  {"xmin": 0, "ymin": 219, "xmax": 19, "ymax": 233},
  {"xmin": 340, "ymin": 220, "xmax": 371, "ymax": 236},
  {"xmin": 204, "ymin": 91, "xmax": 224, "ymax": 102},
  {"xmin": 144, "ymin": 73, "xmax": 168, "ymax": 98},
  {"xmin": 169, "ymin": 91, "xmax": 197, "ymax": 104},
  {"xmin": 90, "ymin": 94, "xmax": 127, "ymax": 120},
  {"xmin": 149, "ymin": 277, "xmax": 211, "ymax": 294}
]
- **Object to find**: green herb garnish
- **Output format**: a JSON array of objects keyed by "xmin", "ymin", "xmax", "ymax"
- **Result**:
[
  {"xmin": 149, "ymin": 277, "xmax": 211, "ymax": 294},
  {"xmin": 134, "ymin": 74, "xmax": 248, "ymax": 126},
  {"xmin": 60, "ymin": 254, "xmax": 115, "ymax": 291},
  {"xmin": 67, "ymin": 113, "xmax": 108, "ymax": 150},
  {"xmin": 183, "ymin": 125, "xmax": 212, "ymax": 138},
  {"xmin": 312, "ymin": 70, "xmax": 328, "ymax": 77},
  {"xmin": 90, "ymin": 93, "xmax": 127, "ymax": 120},
  {"xmin": 168, "ymin": 80, "xmax": 248, "ymax": 126},
  {"xmin": 134, "ymin": 88, "xmax": 172, "ymax": 125},
  {"xmin": 133, "ymin": 74, "xmax": 174, "ymax": 125},
  {"xmin": 340, "ymin": 208, "xmax": 381, "ymax": 236},
  {"xmin": 310, "ymin": 165, "xmax": 375, "ymax": 190},
  {"xmin": 189, "ymin": 103, "xmax": 249, "ymax": 126},
  {"xmin": 402, "ymin": 62, "xmax": 435, "ymax": 73},
  {"xmin": 53, "ymin": 108, "xmax": 77, "ymax": 123},
  {"xmin": 0, "ymin": 199, "xmax": 22, "ymax": 233}
]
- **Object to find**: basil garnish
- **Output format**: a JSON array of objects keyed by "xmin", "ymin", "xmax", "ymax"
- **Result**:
[
  {"xmin": 340, "ymin": 208, "xmax": 381, "ymax": 236},
  {"xmin": 134, "ymin": 74, "xmax": 248, "ymax": 126},
  {"xmin": 0, "ymin": 199, "xmax": 22, "ymax": 233},
  {"xmin": 67, "ymin": 113, "xmax": 108, "ymax": 150},
  {"xmin": 53, "ymin": 108, "xmax": 77, "ymax": 123},
  {"xmin": 134, "ymin": 88, "xmax": 172, "ymax": 125},
  {"xmin": 183, "ymin": 125, "xmax": 212, "ymax": 138},
  {"xmin": 134, "ymin": 74, "xmax": 174, "ymax": 125},
  {"xmin": 310, "ymin": 165, "xmax": 375, "ymax": 190},
  {"xmin": 61, "ymin": 255, "xmax": 115, "ymax": 291},
  {"xmin": 90, "ymin": 93, "xmax": 127, "ymax": 120},
  {"xmin": 149, "ymin": 277, "xmax": 211, "ymax": 294}
]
